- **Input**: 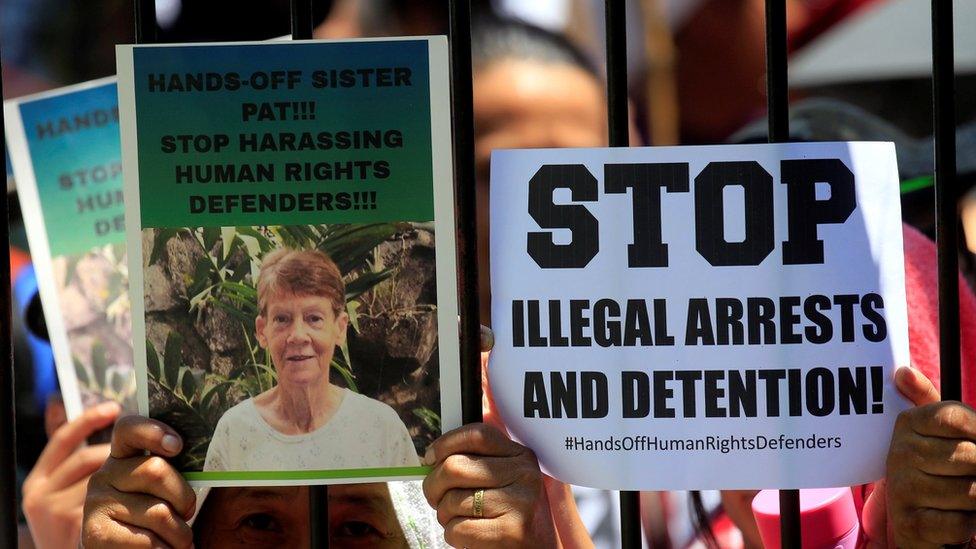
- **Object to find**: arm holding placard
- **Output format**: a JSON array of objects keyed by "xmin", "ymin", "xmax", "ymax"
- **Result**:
[
  {"xmin": 21, "ymin": 401, "xmax": 120, "ymax": 549},
  {"xmin": 420, "ymin": 327, "xmax": 593, "ymax": 549},
  {"xmin": 860, "ymin": 367, "xmax": 976, "ymax": 548}
]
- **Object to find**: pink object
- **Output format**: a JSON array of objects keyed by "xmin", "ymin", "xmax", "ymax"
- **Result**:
[{"xmin": 751, "ymin": 488, "xmax": 859, "ymax": 549}]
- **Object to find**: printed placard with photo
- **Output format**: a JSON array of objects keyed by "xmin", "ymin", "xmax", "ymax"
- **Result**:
[
  {"xmin": 116, "ymin": 38, "xmax": 459, "ymax": 486},
  {"xmin": 5, "ymin": 78, "xmax": 136, "ymax": 422}
]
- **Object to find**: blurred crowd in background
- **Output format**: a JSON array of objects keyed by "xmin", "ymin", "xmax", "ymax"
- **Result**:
[{"xmin": 2, "ymin": 0, "xmax": 974, "ymax": 547}]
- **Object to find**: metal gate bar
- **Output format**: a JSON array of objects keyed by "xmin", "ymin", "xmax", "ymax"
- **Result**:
[
  {"xmin": 135, "ymin": 0, "xmax": 157, "ymax": 45},
  {"xmin": 448, "ymin": 0, "xmax": 483, "ymax": 427},
  {"xmin": 933, "ymin": 3, "xmax": 964, "ymax": 546},
  {"xmin": 763, "ymin": 1, "xmax": 803, "ymax": 547},
  {"xmin": 604, "ymin": 1, "xmax": 642, "ymax": 546},
  {"xmin": 0, "ymin": 45, "xmax": 19, "ymax": 549},
  {"xmin": 282, "ymin": 2, "xmax": 333, "ymax": 547},
  {"xmin": 932, "ymin": 0, "xmax": 960, "ymax": 402}
]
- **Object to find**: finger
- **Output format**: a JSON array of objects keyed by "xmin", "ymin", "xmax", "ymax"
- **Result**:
[
  {"xmin": 46, "ymin": 443, "xmax": 111, "ymax": 490},
  {"xmin": 435, "ymin": 487, "xmax": 508, "ymax": 526},
  {"xmin": 82, "ymin": 516, "xmax": 169, "ymax": 549},
  {"xmin": 443, "ymin": 515, "xmax": 522, "ymax": 548},
  {"xmin": 480, "ymin": 325, "xmax": 494, "ymax": 353},
  {"xmin": 44, "ymin": 395, "xmax": 68, "ymax": 437},
  {"xmin": 423, "ymin": 423, "xmax": 523, "ymax": 466},
  {"xmin": 443, "ymin": 516, "xmax": 490, "ymax": 548},
  {"xmin": 62, "ymin": 475, "xmax": 93, "ymax": 509},
  {"xmin": 110, "ymin": 415, "xmax": 183, "ymax": 460},
  {"xmin": 114, "ymin": 493, "xmax": 194, "ymax": 549},
  {"xmin": 99, "ymin": 455, "xmax": 197, "ymax": 520},
  {"xmin": 34, "ymin": 401, "xmax": 120, "ymax": 474},
  {"xmin": 898, "ymin": 471, "xmax": 976, "ymax": 511},
  {"xmin": 909, "ymin": 437, "xmax": 976, "ymax": 476},
  {"xmin": 482, "ymin": 353, "xmax": 508, "ymax": 432},
  {"xmin": 896, "ymin": 366, "xmax": 941, "ymax": 406},
  {"xmin": 906, "ymin": 508, "xmax": 976, "ymax": 546},
  {"xmin": 85, "ymin": 491, "xmax": 191, "ymax": 549},
  {"xmin": 860, "ymin": 481, "xmax": 888, "ymax": 548},
  {"xmin": 424, "ymin": 454, "xmax": 530, "ymax": 509},
  {"xmin": 909, "ymin": 401, "xmax": 976, "ymax": 440}
]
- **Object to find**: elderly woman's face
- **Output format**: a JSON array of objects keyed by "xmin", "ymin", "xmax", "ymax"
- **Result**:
[{"xmin": 256, "ymin": 292, "xmax": 348, "ymax": 386}]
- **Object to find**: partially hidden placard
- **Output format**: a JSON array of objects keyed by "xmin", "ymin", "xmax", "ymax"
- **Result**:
[
  {"xmin": 116, "ymin": 38, "xmax": 459, "ymax": 486},
  {"xmin": 489, "ymin": 142, "xmax": 910, "ymax": 490},
  {"xmin": 5, "ymin": 78, "xmax": 135, "ymax": 420}
]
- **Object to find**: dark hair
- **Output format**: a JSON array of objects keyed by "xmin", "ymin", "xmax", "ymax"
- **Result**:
[
  {"xmin": 690, "ymin": 491, "xmax": 719, "ymax": 549},
  {"xmin": 471, "ymin": 12, "xmax": 601, "ymax": 80}
]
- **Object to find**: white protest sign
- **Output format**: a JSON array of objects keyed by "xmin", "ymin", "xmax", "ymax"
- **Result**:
[{"xmin": 489, "ymin": 142, "xmax": 910, "ymax": 490}]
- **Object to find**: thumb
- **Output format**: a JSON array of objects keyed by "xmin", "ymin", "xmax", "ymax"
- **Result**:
[
  {"xmin": 861, "ymin": 480, "xmax": 888, "ymax": 549},
  {"xmin": 895, "ymin": 366, "xmax": 941, "ymax": 406},
  {"xmin": 481, "ymin": 350, "xmax": 506, "ymax": 430},
  {"xmin": 480, "ymin": 325, "xmax": 494, "ymax": 353}
]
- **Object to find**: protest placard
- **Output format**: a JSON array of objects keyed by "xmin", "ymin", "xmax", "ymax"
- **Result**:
[
  {"xmin": 5, "ymin": 78, "xmax": 135, "ymax": 421},
  {"xmin": 116, "ymin": 38, "xmax": 459, "ymax": 485},
  {"xmin": 489, "ymin": 142, "xmax": 910, "ymax": 490}
]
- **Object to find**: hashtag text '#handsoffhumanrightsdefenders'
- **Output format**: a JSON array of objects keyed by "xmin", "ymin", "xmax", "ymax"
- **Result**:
[{"xmin": 563, "ymin": 433, "xmax": 842, "ymax": 454}]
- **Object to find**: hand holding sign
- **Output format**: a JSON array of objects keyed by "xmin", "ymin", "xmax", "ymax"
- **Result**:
[
  {"xmin": 421, "ymin": 423, "xmax": 557, "ymax": 548},
  {"xmin": 83, "ymin": 415, "xmax": 196, "ymax": 548},
  {"xmin": 871, "ymin": 367, "xmax": 976, "ymax": 548}
]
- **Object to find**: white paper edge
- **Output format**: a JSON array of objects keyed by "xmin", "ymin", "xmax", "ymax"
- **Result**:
[
  {"xmin": 4, "ymin": 75, "xmax": 120, "ymax": 420},
  {"xmin": 116, "ymin": 46, "xmax": 149, "ymax": 418},
  {"xmin": 428, "ymin": 36, "xmax": 463, "ymax": 438}
]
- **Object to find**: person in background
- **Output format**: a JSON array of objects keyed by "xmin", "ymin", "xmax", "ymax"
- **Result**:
[
  {"xmin": 660, "ymin": 0, "xmax": 886, "ymax": 144},
  {"xmin": 469, "ymin": 11, "xmax": 609, "ymax": 323}
]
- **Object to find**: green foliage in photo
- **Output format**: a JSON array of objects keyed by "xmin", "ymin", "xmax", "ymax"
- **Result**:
[{"xmin": 147, "ymin": 223, "xmax": 409, "ymax": 470}]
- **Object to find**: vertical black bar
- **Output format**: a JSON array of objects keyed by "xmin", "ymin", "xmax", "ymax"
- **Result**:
[
  {"xmin": 134, "ymin": 0, "xmax": 157, "ymax": 44},
  {"xmin": 309, "ymin": 485, "xmax": 329, "ymax": 548},
  {"xmin": 606, "ymin": 0, "xmax": 629, "ymax": 148},
  {"xmin": 933, "ymin": 0, "xmax": 960, "ymax": 402},
  {"xmin": 291, "ymin": 0, "xmax": 314, "ymax": 40},
  {"xmin": 605, "ymin": 1, "xmax": 640, "ymax": 547},
  {"xmin": 287, "ymin": 2, "xmax": 329, "ymax": 546},
  {"xmin": 765, "ymin": 0, "xmax": 789, "ymax": 143},
  {"xmin": 448, "ymin": 0, "xmax": 483, "ymax": 425},
  {"xmin": 932, "ymin": 5, "xmax": 966, "ymax": 545},
  {"xmin": 764, "ymin": 0, "xmax": 801, "ymax": 546},
  {"xmin": 1, "ymin": 48, "xmax": 19, "ymax": 549}
]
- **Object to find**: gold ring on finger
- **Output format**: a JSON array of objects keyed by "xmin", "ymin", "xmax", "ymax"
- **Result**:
[{"xmin": 472, "ymin": 489, "xmax": 485, "ymax": 518}]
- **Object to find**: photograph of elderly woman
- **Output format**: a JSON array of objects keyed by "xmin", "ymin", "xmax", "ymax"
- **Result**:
[
  {"xmin": 53, "ymin": 243, "xmax": 136, "ymax": 414},
  {"xmin": 142, "ymin": 224, "xmax": 439, "ymax": 473}
]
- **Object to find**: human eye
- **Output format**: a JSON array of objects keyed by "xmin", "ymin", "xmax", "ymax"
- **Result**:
[
  {"xmin": 272, "ymin": 313, "xmax": 290, "ymax": 325},
  {"xmin": 332, "ymin": 520, "xmax": 386, "ymax": 545},
  {"xmin": 240, "ymin": 512, "xmax": 283, "ymax": 533},
  {"xmin": 306, "ymin": 313, "xmax": 325, "ymax": 327}
]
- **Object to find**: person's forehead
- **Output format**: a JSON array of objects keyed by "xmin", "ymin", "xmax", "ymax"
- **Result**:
[
  {"xmin": 474, "ymin": 59, "xmax": 603, "ymax": 114},
  {"xmin": 218, "ymin": 486, "xmax": 303, "ymax": 503},
  {"xmin": 474, "ymin": 61, "xmax": 604, "ymax": 146},
  {"xmin": 217, "ymin": 484, "xmax": 390, "ymax": 499},
  {"xmin": 264, "ymin": 291, "xmax": 335, "ymax": 310},
  {"xmin": 330, "ymin": 483, "xmax": 394, "ymax": 508}
]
